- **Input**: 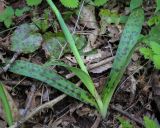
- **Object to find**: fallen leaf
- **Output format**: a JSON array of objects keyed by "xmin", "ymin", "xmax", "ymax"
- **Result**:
[{"xmin": 10, "ymin": 23, "xmax": 43, "ymax": 54}]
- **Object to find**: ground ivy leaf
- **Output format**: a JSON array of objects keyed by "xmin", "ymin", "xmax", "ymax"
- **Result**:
[
  {"xmin": 148, "ymin": 24, "xmax": 160, "ymax": 43},
  {"xmin": 26, "ymin": 0, "xmax": 42, "ymax": 6},
  {"xmin": 139, "ymin": 47, "xmax": 153, "ymax": 59},
  {"xmin": 153, "ymin": 55, "xmax": 160, "ymax": 69},
  {"xmin": 10, "ymin": 23, "xmax": 42, "ymax": 54},
  {"xmin": 15, "ymin": 7, "xmax": 30, "ymax": 17},
  {"xmin": 150, "ymin": 41, "xmax": 160, "ymax": 54},
  {"xmin": 0, "ymin": 6, "xmax": 14, "ymax": 28}
]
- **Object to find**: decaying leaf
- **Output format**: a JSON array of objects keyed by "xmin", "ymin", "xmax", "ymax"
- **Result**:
[
  {"xmin": 10, "ymin": 23, "xmax": 43, "ymax": 54},
  {"xmin": 80, "ymin": 5, "xmax": 99, "ymax": 52}
]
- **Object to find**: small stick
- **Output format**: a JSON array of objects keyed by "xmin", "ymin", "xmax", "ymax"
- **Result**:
[
  {"xmin": 66, "ymin": 56, "xmax": 114, "ymax": 79},
  {"xmin": 9, "ymin": 94, "xmax": 66, "ymax": 128},
  {"xmin": 9, "ymin": 81, "xmax": 82, "ymax": 128},
  {"xmin": 22, "ymin": 85, "xmax": 36, "ymax": 116},
  {"xmin": 0, "ymin": 52, "xmax": 20, "ymax": 74},
  {"xmin": 111, "ymin": 105, "xmax": 144, "ymax": 126},
  {"xmin": 91, "ymin": 114, "xmax": 101, "ymax": 128}
]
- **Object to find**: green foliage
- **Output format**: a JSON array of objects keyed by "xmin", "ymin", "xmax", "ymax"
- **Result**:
[
  {"xmin": 139, "ymin": 47, "xmax": 153, "ymax": 59},
  {"xmin": 10, "ymin": 24, "xmax": 42, "ymax": 53},
  {"xmin": 0, "ymin": 6, "xmax": 14, "ymax": 28},
  {"xmin": 147, "ymin": 24, "xmax": 160, "ymax": 43},
  {"xmin": 15, "ymin": 7, "xmax": 30, "ymax": 17},
  {"xmin": 0, "ymin": 82, "xmax": 13, "ymax": 126},
  {"xmin": 140, "ymin": 41, "xmax": 160, "ymax": 69},
  {"xmin": 32, "ymin": 18, "xmax": 50, "ymax": 33},
  {"xmin": 147, "ymin": 15, "xmax": 160, "ymax": 26},
  {"xmin": 117, "ymin": 116, "xmax": 159, "ymax": 128},
  {"xmin": 118, "ymin": 117, "xmax": 133, "ymax": 128},
  {"xmin": 99, "ymin": 9, "xmax": 121, "ymax": 24},
  {"xmin": 26, "ymin": 0, "xmax": 42, "ymax": 6},
  {"xmin": 144, "ymin": 116, "xmax": 159, "ymax": 128},
  {"xmin": 9, "ymin": 60, "xmax": 97, "ymax": 107},
  {"xmin": 101, "ymin": 8, "xmax": 144, "ymax": 117},
  {"xmin": 130, "ymin": 0, "xmax": 143, "ymax": 10},
  {"xmin": 60, "ymin": 0, "xmax": 79, "ymax": 8},
  {"xmin": 140, "ymin": 23, "xmax": 160, "ymax": 69},
  {"xmin": 59, "ymin": 0, "xmax": 108, "ymax": 8},
  {"xmin": 0, "ymin": 6, "xmax": 30, "ymax": 28},
  {"xmin": 156, "ymin": 0, "xmax": 160, "ymax": 12},
  {"xmin": 99, "ymin": 9, "xmax": 127, "ymax": 34},
  {"xmin": 93, "ymin": 0, "xmax": 108, "ymax": 6}
]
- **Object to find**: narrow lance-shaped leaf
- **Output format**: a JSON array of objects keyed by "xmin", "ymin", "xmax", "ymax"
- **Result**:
[
  {"xmin": 43, "ymin": 61, "xmax": 103, "ymax": 112},
  {"xmin": 101, "ymin": 8, "xmax": 144, "ymax": 118},
  {"xmin": 0, "ymin": 82, "xmax": 13, "ymax": 126},
  {"xmin": 8, "ymin": 60, "xmax": 97, "ymax": 107}
]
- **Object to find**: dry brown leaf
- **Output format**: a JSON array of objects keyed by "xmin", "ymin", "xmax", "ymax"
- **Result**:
[
  {"xmin": 0, "ymin": 0, "xmax": 5, "ymax": 13},
  {"xmin": 80, "ymin": 6, "xmax": 100, "ymax": 51}
]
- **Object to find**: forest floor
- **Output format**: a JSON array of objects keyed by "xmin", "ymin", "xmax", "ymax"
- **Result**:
[{"xmin": 0, "ymin": 0, "xmax": 159, "ymax": 128}]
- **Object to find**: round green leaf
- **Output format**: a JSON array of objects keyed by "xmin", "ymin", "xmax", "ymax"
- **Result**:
[{"xmin": 11, "ymin": 23, "xmax": 42, "ymax": 53}]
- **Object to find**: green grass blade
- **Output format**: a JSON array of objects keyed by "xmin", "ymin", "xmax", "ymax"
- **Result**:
[
  {"xmin": 0, "ymin": 82, "xmax": 13, "ymax": 126},
  {"xmin": 8, "ymin": 60, "xmax": 97, "ymax": 107},
  {"xmin": 101, "ymin": 8, "xmax": 144, "ymax": 118},
  {"xmin": 46, "ymin": 0, "xmax": 88, "ymax": 74}
]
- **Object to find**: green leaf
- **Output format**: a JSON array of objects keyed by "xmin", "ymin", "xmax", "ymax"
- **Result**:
[
  {"xmin": 139, "ymin": 47, "xmax": 153, "ymax": 59},
  {"xmin": 4, "ymin": 18, "xmax": 13, "ymax": 28},
  {"xmin": 26, "ymin": 0, "xmax": 42, "ymax": 6},
  {"xmin": 150, "ymin": 41, "xmax": 160, "ymax": 54},
  {"xmin": 147, "ymin": 15, "xmax": 160, "ymax": 26},
  {"xmin": 0, "ymin": 82, "xmax": 13, "ymax": 126},
  {"xmin": 43, "ymin": 61, "xmax": 103, "ymax": 112},
  {"xmin": 93, "ymin": 0, "xmax": 108, "ymax": 6},
  {"xmin": 32, "ymin": 18, "xmax": 49, "ymax": 32},
  {"xmin": 42, "ymin": 32, "xmax": 64, "ymax": 58},
  {"xmin": 99, "ymin": 9, "xmax": 121, "ymax": 34},
  {"xmin": 144, "ymin": 116, "xmax": 159, "ymax": 128},
  {"xmin": 153, "ymin": 55, "xmax": 160, "ymax": 69},
  {"xmin": 130, "ymin": 0, "xmax": 143, "ymax": 11},
  {"xmin": 147, "ymin": 24, "xmax": 160, "ymax": 43},
  {"xmin": 60, "ymin": 0, "xmax": 79, "ymax": 8},
  {"xmin": 156, "ymin": 0, "xmax": 160, "ymax": 12},
  {"xmin": 10, "ymin": 23, "xmax": 42, "ymax": 53},
  {"xmin": 8, "ymin": 60, "xmax": 97, "ymax": 107},
  {"xmin": 15, "ymin": 7, "xmax": 30, "ymax": 17},
  {"xmin": 0, "ymin": 6, "xmax": 14, "ymax": 28},
  {"xmin": 118, "ymin": 117, "xmax": 133, "ymax": 128},
  {"xmin": 102, "ymin": 8, "xmax": 144, "ymax": 118}
]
